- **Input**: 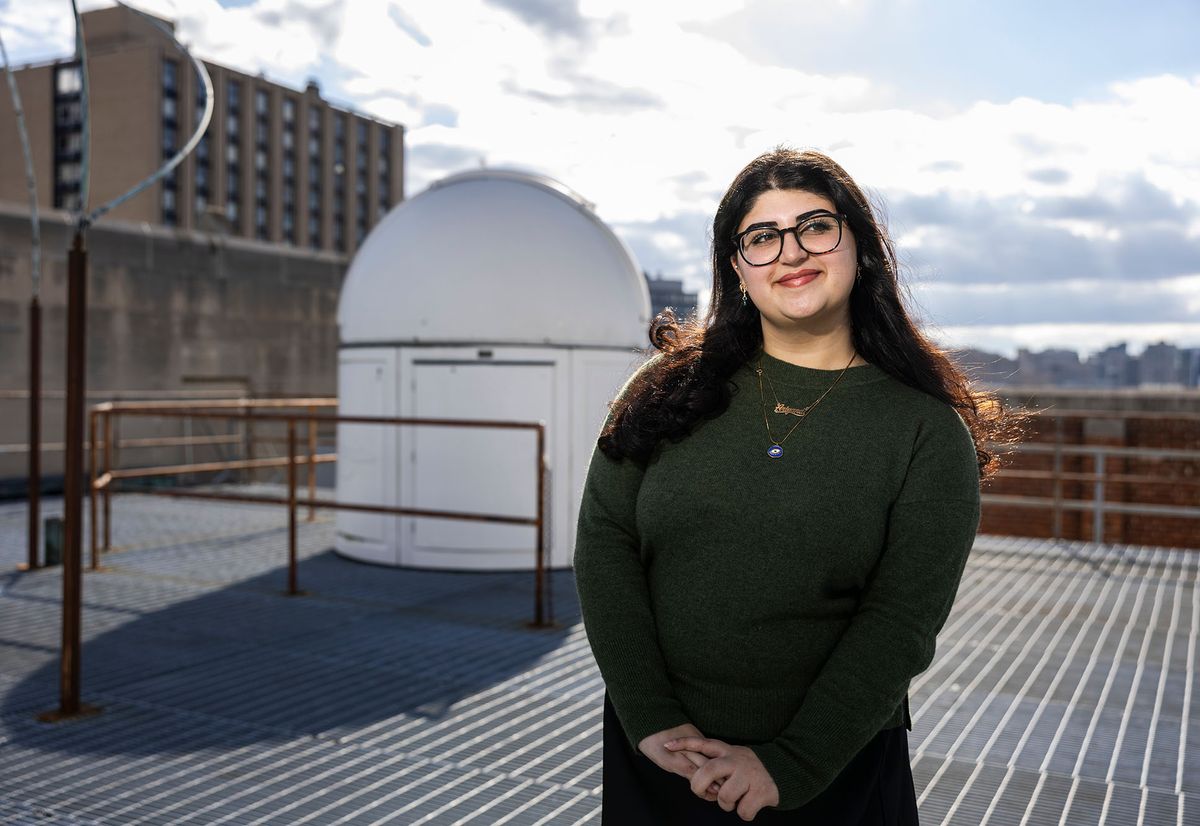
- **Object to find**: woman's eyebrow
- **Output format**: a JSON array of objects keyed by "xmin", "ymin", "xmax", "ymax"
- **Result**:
[{"xmin": 740, "ymin": 209, "xmax": 833, "ymax": 232}]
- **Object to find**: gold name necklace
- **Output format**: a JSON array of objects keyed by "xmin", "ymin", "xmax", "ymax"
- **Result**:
[{"xmin": 753, "ymin": 351, "xmax": 857, "ymax": 460}]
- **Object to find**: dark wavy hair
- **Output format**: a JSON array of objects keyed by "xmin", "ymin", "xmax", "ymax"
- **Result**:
[{"xmin": 598, "ymin": 147, "xmax": 1028, "ymax": 482}]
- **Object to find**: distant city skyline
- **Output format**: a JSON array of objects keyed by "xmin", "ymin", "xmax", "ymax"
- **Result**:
[{"xmin": 2, "ymin": 0, "xmax": 1197, "ymax": 359}]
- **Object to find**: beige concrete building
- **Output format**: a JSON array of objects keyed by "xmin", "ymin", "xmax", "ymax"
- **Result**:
[{"xmin": 0, "ymin": 4, "xmax": 404, "ymax": 254}]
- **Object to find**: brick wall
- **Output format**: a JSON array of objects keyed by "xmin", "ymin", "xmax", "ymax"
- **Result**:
[{"xmin": 981, "ymin": 388, "xmax": 1200, "ymax": 549}]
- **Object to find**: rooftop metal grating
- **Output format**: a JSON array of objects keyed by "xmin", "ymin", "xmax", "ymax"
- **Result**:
[{"xmin": 0, "ymin": 493, "xmax": 1196, "ymax": 824}]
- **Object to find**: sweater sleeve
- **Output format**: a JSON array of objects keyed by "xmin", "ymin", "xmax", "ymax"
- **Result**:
[
  {"xmin": 573, "ymin": 358, "xmax": 694, "ymax": 752},
  {"xmin": 748, "ymin": 405, "xmax": 983, "ymax": 811}
]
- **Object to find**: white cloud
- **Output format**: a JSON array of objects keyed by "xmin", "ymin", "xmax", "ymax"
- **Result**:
[{"xmin": 2, "ymin": 0, "xmax": 1197, "ymax": 359}]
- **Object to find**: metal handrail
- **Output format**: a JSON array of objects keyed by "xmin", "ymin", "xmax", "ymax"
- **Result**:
[
  {"xmin": 87, "ymin": 402, "xmax": 552, "ymax": 626},
  {"xmin": 990, "ymin": 416, "xmax": 1200, "ymax": 545}
]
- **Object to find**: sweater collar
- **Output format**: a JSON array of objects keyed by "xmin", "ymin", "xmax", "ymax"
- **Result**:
[{"xmin": 748, "ymin": 347, "xmax": 890, "ymax": 389}]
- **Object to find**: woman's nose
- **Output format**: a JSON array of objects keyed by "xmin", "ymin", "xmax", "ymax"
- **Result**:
[{"xmin": 779, "ymin": 229, "xmax": 809, "ymax": 262}]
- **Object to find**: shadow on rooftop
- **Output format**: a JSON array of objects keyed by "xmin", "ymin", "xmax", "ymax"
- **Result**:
[{"xmin": 0, "ymin": 542, "xmax": 580, "ymax": 757}]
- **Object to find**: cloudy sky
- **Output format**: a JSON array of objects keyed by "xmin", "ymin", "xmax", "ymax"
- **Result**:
[{"xmin": 2, "ymin": 0, "xmax": 1199, "ymax": 359}]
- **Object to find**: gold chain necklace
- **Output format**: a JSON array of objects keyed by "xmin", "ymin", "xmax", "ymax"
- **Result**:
[{"xmin": 753, "ymin": 351, "xmax": 857, "ymax": 459}]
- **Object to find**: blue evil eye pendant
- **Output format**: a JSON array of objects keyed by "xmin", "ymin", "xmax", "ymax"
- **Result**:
[{"xmin": 767, "ymin": 444, "xmax": 784, "ymax": 459}]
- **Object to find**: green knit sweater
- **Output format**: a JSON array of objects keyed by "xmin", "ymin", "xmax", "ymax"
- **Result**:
[{"xmin": 573, "ymin": 349, "xmax": 981, "ymax": 812}]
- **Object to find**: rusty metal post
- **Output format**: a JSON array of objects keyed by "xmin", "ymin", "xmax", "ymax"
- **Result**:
[
  {"xmin": 532, "ymin": 423, "xmax": 547, "ymax": 627},
  {"xmin": 1051, "ymin": 415, "xmax": 1063, "ymax": 541},
  {"xmin": 245, "ymin": 404, "xmax": 256, "ymax": 485},
  {"xmin": 25, "ymin": 296, "xmax": 41, "ymax": 571},
  {"xmin": 57, "ymin": 231, "xmax": 86, "ymax": 716},
  {"xmin": 89, "ymin": 409, "xmax": 98, "ymax": 570},
  {"xmin": 287, "ymin": 417, "xmax": 298, "ymax": 595},
  {"xmin": 306, "ymin": 405, "xmax": 316, "ymax": 521},
  {"xmin": 103, "ymin": 410, "xmax": 113, "ymax": 554}
]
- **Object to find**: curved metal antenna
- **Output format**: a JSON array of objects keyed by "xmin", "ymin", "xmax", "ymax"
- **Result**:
[
  {"xmin": 0, "ymin": 29, "xmax": 41, "ymax": 297},
  {"xmin": 78, "ymin": 1, "xmax": 214, "ymax": 229}
]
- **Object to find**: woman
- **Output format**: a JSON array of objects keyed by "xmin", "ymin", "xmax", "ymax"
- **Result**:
[{"xmin": 573, "ymin": 148, "xmax": 1027, "ymax": 823}]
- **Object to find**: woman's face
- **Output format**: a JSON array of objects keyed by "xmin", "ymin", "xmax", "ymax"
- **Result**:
[{"xmin": 731, "ymin": 188, "xmax": 858, "ymax": 339}]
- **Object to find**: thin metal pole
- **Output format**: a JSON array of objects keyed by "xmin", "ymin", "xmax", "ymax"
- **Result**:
[
  {"xmin": 533, "ymin": 424, "xmax": 546, "ymax": 627},
  {"xmin": 246, "ymin": 406, "xmax": 256, "ymax": 484},
  {"xmin": 89, "ymin": 409, "xmax": 98, "ymax": 570},
  {"xmin": 1093, "ymin": 452, "xmax": 1106, "ymax": 544},
  {"xmin": 306, "ymin": 405, "xmax": 316, "ymax": 521},
  {"xmin": 26, "ymin": 298, "xmax": 41, "ymax": 570},
  {"xmin": 1052, "ymin": 415, "xmax": 1063, "ymax": 541},
  {"xmin": 103, "ymin": 411, "xmax": 113, "ymax": 554},
  {"xmin": 287, "ymin": 418, "xmax": 298, "ymax": 596},
  {"xmin": 59, "ymin": 231, "xmax": 86, "ymax": 716}
]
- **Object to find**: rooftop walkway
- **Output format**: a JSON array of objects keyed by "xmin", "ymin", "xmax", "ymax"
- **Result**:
[{"xmin": 0, "ymin": 491, "xmax": 1196, "ymax": 825}]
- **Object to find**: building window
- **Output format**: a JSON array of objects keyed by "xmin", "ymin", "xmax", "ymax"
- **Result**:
[
  {"xmin": 195, "ymin": 78, "xmax": 211, "ymax": 212},
  {"xmin": 226, "ymin": 142, "xmax": 239, "ymax": 164},
  {"xmin": 255, "ymin": 148, "xmax": 267, "ymax": 172},
  {"xmin": 162, "ymin": 96, "xmax": 177, "ymax": 122},
  {"xmin": 56, "ymin": 64, "xmax": 82, "ymax": 95},
  {"xmin": 255, "ymin": 205, "xmax": 268, "ymax": 239},
  {"xmin": 55, "ymin": 100, "xmax": 82, "ymax": 125},
  {"xmin": 57, "ymin": 162, "xmax": 81, "ymax": 183},
  {"xmin": 227, "ymin": 113, "xmax": 240, "ymax": 136},
  {"xmin": 162, "ymin": 186, "xmax": 177, "ymax": 226},
  {"xmin": 196, "ymin": 87, "xmax": 211, "ymax": 133},
  {"xmin": 162, "ymin": 124, "xmax": 177, "ymax": 158},
  {"xmin": 226, "ymin": 200, "xmax": 239, "ymax": 223},
  {"xmin": 334, "ymin": 112, "xmax": 347, "ymax": 225},
  {"xmin": 53, "ymin": 61, "xmax": 83, "ymax": 210},
  {"xmin": 227, "ymin": 79, "xmax": 241, "ymax": 112},
  {"xmin": 377, "ymin": 128, "xmax": 391, "ymax": 213},
  {"xmin": 354, "ymin": 120, "xmax": 370, "ymax": 229},
  {"xmin": 56, "ymin": 131, "xmax": 82, "ymax": 155},
  {"xmin": 255, "ymin": 88, "xmax": 269, "ymax": 116},
  {"xmin": 307, "ymin": 105, "xmax": 323, "ymax": 247},
  {"xmin": 283, "ymin": 101, "xmax": 297, "ymax": 244}
]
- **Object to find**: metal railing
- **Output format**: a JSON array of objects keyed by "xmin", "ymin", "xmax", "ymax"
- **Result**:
[
  {"xmin": 87, "ymin": 400, "xmax": 553, "ymax": 627},
  {"xmin": 980, "ymin": 409, "xmax": 1200, "ymax": 545}
]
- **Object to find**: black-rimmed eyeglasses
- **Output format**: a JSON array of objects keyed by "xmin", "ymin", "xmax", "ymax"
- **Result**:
[{"xmin": 733, "ymin": 211, "xmax": 847, "ymax": 267}]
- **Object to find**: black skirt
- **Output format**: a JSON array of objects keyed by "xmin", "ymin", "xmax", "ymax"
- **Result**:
[{"xmin": 602, "ymin": 691, "xmax": 920, "ymax": 825}]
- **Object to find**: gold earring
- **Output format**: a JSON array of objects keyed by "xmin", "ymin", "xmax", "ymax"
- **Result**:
[{"xmin": 739, "ymin": 280, "xmax": 748, "ymax": 305}]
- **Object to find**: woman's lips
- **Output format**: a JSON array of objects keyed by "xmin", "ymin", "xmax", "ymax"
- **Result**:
[{"xmin": 777, "ymin": 270, "xmax": 820, "ymax": 287}]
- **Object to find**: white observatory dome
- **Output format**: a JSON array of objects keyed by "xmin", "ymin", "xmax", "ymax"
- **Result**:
[{"xmin": 338, "ymin": 169, "xmax": 651, "ymax": 347}]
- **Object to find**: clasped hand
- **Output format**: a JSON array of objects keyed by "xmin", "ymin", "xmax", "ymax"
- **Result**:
[{"xmin": 638, "ymin": 727, "xmax": 780, "ymax": 820}]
